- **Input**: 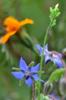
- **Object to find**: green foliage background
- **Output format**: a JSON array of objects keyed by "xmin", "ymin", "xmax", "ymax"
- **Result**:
[{"xmin": 0, "ymin": 0, "xmax": 66, "ymax": 99}]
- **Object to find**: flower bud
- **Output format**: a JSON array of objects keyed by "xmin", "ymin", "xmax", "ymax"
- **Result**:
[{"xmin": 59, "ymin": 76, "xmax": 66, "ymax": 97}]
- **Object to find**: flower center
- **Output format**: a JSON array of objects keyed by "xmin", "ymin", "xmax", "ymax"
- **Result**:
[{"xmin": 25, "ymin": 71, "xmax": 31, "ymax": 76}]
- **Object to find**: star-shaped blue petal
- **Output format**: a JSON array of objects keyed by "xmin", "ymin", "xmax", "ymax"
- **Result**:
[
  {"xmin": 25, "ymin": 77, "xmax": 33, "ymax": 87},
  {"xmin": 31, "ymin": 64, "xmax": 40, "ymax": 73},
  {"xmin": 11, "ymin": 71, "xmax": 24, "ymax": 80},
  {"xmin": 35, "ymin": 44, "xmax": 43, "ymax": 55},
  {"xmin": 19, "ymin": 57, "xmax": 28, "ymax": 71}
]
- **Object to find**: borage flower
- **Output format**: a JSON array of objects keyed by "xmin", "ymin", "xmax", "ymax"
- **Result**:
[
  {"xmin": 35, "ymin": 44, "xmax": 64, "ymax": 68},
  {"xmin": 12, "ymin": 57, "xmax": 40, "ymax": 87},
  {"xmin": 0, "ymin": 16, "xmax": 33, "ymax": 44},
  {"xmin": 48, "ymin": 93, "xmax": 60, "ymax": 100}
]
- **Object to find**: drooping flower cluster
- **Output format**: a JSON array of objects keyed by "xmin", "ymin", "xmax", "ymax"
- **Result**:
[
  {"xmin": 35, "ymin": 44, "xmax": 64, "ymax": 68},
  {"xmin": 12, "ymin": 57, "xmax": 40, "ymax": 86}
]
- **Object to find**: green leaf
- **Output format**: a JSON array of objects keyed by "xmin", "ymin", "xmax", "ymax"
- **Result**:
[
  {"xmin": 37, "ymin": 94, "xmax": 49, "ymax": 100},
  {"xmin": 48, "ymin": 68, "xmax": 64, "ymax": 83}
]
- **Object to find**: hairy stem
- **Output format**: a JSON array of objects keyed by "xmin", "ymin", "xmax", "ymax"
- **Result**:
[
  {"xmin": 32, "ymin": 81, "xmax": 35, "ymax": 100},
  {"xmin": 40, "ymin": 24, "xmax": 51, "ymax": 78}
]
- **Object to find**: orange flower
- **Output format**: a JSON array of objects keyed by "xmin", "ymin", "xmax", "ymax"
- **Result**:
[{"xmin": 0, "ymin": 16, "xmax": 33, "ymax": 44}]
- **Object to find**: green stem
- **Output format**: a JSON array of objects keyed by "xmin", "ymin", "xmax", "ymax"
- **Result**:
[
  {"xmin": 37, "ymin": 24, "xmax": 51, "ymax": 100},
  {"xmin": 44, "ymin": 25, "xmax": 50, "ymax": 45},
  {"xmin": 40, "ymin": 24, "xmax": 51, "ymax": 78},
  {"xmin": 32, "ymin": 81, "xmax": 35, "ymax": 100}
]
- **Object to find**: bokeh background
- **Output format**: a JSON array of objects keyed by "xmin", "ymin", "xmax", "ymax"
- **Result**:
[{"xmin": 0, "ymin": 0, "xmax": 66, "ymax": 100}]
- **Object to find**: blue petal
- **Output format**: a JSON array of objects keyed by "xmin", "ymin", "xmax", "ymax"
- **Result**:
[
  {"xmin": 49, "ymin": 93, "xmax": 60, "ymax": 100},
  {"xmin": 19, "ymin": 57, "xmax": 28, "ymax": 71},
  {"xmin": 25, "ymin": 77, "xmax": 33, "ymax": 87},
  {"xmin": 35, "ymin": 44, "xmax": 43, "ymax": 55},
  {"xmin": 11, "ymin": 71, "xmax": 24, "ymax": 80},
  {"xmin": 44, "ymin": 44, "xmax": 49, "ymax": 54},
  {"xmin": 31, "ymin": 64, "xmax": 40, "ymax": 73},
  {"xmin": 32, "ymin": 74, "xmax": 39, "ymax": 81},
  {"xmin": 44, "ymin": 44, "xmax": 48, "ymax": 51},
  {"xmin": 44, "ymin": 44, "xmax": 52, "ymax": 63},
  {"xmin": 53, "ymin": 58, "xmax": 63, "ymax": 68},
  {"xmin": 45, "ymin": 55, "xmax": 51, "ymax": 64}
]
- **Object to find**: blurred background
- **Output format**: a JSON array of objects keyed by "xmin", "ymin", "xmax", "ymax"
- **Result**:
[{"xmin": 0, "ymin": 0, "xmax": 66, "ymax": 99}]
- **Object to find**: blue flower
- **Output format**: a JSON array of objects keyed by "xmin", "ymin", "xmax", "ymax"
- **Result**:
[
  {"xmin": 35, "ymin": 44, "xmax": 43, "ymax": 55},
  {"xmin": 11, "ymin": 57, "xmax": 40, "ymax": 87},
  {"xmin": 48, "ymin": 93, "xmax": 60, "ymax": 100},
  {"xmin": 35, "ymin": 44, "xmax": 64, "ymax": 68}
]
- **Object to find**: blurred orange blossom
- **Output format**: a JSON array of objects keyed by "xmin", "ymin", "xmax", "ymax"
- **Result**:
[{"xmin": 0, "ymin": 16, "xmax": 33, "ymax": 44}]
